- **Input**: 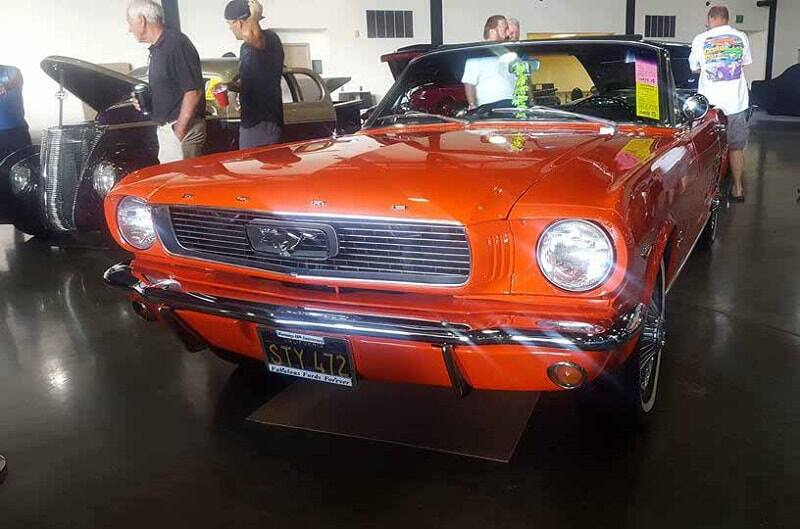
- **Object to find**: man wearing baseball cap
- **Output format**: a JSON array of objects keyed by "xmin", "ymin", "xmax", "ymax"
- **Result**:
[{"xmin": 223, "ymin": 0, "xmax": 285, "ymax": 148}]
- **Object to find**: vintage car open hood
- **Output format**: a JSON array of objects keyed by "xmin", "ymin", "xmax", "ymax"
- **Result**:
[
  {"xmin": 40, "ymin": 56, "xmax": 144, "ymax": 113},
  {"xmin": 131, "ymin": 127, "xmax": 658, "ymax": 225}
]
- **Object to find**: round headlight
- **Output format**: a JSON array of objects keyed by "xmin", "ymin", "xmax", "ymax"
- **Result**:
[
  {"xmin": 536, "ymin": 220, "xmax": 614, "ymax": 292},
  {"xmin": 93, "ymin": 161, "xmax": 120, "ymax": 198},
  {"xmin": 10, "ymin": 162, "xmax": 33, "ymax": 195},
  {"xmin": 117, "ymin": 196, "xmax": 156, "ymax": 250}
]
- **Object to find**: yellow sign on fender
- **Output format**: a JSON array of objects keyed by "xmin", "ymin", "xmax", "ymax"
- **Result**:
[{"xmin": 635, "ymin": 58, "xmax": 660, "ymax": 121}]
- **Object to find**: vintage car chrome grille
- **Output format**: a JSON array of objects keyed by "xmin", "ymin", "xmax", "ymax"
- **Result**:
[
  {"xmin": 155, "ymin": 206, "xmax": 472, "ymax": 285},
  {"xmin": 40, "ymin": 124, "xmax": 100, "ymax": 231}
]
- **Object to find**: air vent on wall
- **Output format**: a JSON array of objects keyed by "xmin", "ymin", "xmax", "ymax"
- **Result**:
[
  {"xmin": 645, "ymin": 15, "xmax": 676, "ymax": 38},
  {"xmin": 366, "ymin": 10, "xmax": 414, "ymax": 38}
]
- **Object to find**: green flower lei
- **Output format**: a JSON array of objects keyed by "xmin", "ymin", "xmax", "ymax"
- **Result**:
[{"xmin": 511, "ymin": 61, "xmax": 530, "ymax": 117}]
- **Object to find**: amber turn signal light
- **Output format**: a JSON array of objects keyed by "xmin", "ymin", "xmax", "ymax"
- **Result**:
[{"xmin": 547, "ymin": 362, "xmax": 587, "ymax": 389}]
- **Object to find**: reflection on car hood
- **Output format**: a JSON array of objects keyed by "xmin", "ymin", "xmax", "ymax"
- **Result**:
[
  {"xmin": 40, "ymin": 56, "xmax": 143, "ymax": 113},
  {"xmin": 120, "ymin": 127, "xmax": 662, "ymax": 225}
]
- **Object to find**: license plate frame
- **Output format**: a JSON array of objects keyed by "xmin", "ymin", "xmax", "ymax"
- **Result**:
[{"xmin": 259, "ymin": 328, "xmax": 356, "ymax": 387}]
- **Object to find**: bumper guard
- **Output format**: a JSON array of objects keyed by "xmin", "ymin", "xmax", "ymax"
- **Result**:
[{"xmin": 104, "ymin": 263, "xmax": 645, "ymax": 352}]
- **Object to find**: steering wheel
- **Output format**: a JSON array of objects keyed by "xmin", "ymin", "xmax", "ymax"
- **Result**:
[
  {"xmin": 570, "ymin": 95, "xmax": 636, "ymax": 120},
  {"xmin": 463, "ymin": 99, "xmax": 515, "ymax": 119},
  {"xmin": 572, "ymin": 95, "xmax": 634, "ymax": 112}
]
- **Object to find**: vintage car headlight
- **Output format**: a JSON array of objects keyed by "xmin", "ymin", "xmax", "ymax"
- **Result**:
[
  {"xmin": 536, "ymin": 220, "xmax": 614, "ymax": 292},
  {"xmin": 10, "ymin": 162, "xmax": 33, "ymax": 195},
  {"xmin": 93, "ymin": 161, "xmax": 120, "ymax": 198},
  {"xmin": 117, "ymin": 196, "xmax": 156, "ymax": 250}
]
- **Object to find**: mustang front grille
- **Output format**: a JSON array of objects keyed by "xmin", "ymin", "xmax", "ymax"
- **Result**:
[{"xmin": 154, "ymin": 206, "xmax": 472, "ymax": 285}]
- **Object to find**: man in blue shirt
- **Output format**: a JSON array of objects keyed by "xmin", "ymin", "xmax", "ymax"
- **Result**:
[{"xmin": 0, "ymin": 64, "xmax": 32, "ymax": 162}]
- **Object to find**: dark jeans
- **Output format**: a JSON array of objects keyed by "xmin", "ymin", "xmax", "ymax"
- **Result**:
[
  {"xmin": 239, "ymin": 121, "xmax": 282, "ymax": 149},
  {"xmin": 0, "ymin": 126, "xmax": 32, "ymax": 162}
]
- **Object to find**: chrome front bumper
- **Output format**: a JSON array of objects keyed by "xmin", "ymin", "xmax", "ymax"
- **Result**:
[{"xmin": 105, "ymin": 262, "xmax": 645, "ymax": 351}]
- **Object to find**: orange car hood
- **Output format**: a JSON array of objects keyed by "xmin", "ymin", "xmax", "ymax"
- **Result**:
[{"xmin": 129, "ymin": 126, "xmax": 636, "ymax": 225}]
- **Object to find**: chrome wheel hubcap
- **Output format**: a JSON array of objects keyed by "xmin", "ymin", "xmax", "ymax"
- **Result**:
[{"xmin": 639, "ymin": 296, "xmax": 665, "ymax": 398}]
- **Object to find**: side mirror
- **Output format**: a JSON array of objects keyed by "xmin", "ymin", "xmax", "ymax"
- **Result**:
[{"xmin": 682, "ymin": 94, "xmax": 710, "ymax": 123}]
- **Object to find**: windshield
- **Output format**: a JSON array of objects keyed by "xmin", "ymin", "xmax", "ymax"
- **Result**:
[{"xmin": 369, "ymin": 41, "xmax": 669, "ymax": 128}]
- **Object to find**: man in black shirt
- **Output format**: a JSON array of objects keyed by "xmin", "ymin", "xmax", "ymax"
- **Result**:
[
  {"xmin": 127, "ymin": 0, "xmax": 206, "ymax": 163},
  {"xmin": 223, "ymin": 0, "xmax": 285, "ymax": 148}
]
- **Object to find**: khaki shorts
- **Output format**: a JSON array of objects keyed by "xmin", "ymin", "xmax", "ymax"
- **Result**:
[
  {"xmin": 157, "ymin": 117, "xmax": 207, "ymax": 164},
  {"xmin": 726, "ymin": 110, "xmax": 749, "ymax": 150}
]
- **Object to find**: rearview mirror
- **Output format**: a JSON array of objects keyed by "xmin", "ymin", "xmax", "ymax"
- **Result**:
[
  {"xmin": 682, "ymin": 94, "xmax": 710, "ymax": 123},
  {"xmin": 360, "ymin": 105, "xmax": 377, "ymax": 122}
]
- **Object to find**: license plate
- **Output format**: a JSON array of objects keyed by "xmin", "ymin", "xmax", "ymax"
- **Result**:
[{"xmin": 259, "ymin": 329, "xmax": 355, "ymax": 387}]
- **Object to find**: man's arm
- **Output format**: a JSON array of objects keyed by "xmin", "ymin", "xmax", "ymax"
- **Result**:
[
  {"xmin": 742, "ymin": 33, "xmax": 753, "ymax": 66},
  {"xmin": 0, "ymin": 67, "xmax": 23, "ymax": 97},
  {"xmin": 464, "ymin": 84, "xmax": 478, "ymax": 110},
  {"xmin": 461, "ymin": 59, "xmax": 479, "ymax": 110},
  {"xmin": 240, "ymin": 0, "xmax": 266, "ymax": 50},
  {"xmin": 172, "ymin": 90, "xmax": 203, "ymax": 140}
]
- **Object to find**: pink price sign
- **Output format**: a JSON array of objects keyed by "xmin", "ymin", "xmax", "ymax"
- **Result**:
[{"xmin": 635, "ymin": 59, "xmax": 658, "ymax": 86}]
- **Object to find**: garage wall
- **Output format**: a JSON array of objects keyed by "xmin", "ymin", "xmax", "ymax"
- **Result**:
[
  {"xmin": 180, "ymin": 0, "xmax": 431, "ymax": 103},
  {"xmin": 441, "ymin": 0, "xmax": 628, "ymax": 42},
  {"xmin": 0, "ymin": 0, "xmax": 151, "ymax": 141},
  {"xmin": 774, "ymin": 0, "xmax": 800, "ymax": 77}
]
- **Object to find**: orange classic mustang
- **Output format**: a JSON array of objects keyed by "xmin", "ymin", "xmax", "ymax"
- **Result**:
[{"xmin": 104, "ymin": 39, "xmax": 726, "ymax": 419}]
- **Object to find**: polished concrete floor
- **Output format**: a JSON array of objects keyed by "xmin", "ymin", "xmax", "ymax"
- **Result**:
[{"xmin": 1, "ymin": 121, "xmax": 798, "ymax": 528}]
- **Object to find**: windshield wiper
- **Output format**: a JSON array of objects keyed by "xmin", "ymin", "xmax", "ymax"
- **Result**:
[
  {"xmin": 372, "ymin": 111, "xmax": 469, "ymax": 126},
  {"xmin": 475, "ymin": 106, "xmax": 618, "ymax": 131}
]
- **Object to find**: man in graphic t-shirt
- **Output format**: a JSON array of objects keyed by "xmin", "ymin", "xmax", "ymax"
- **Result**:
[
  {"xmin": 689, "ymin": 6, "xmax": 752, "ymax": 201},
  {"xmin": 462, "ymin": 15, "xmax": 514, "ymax": 110}
]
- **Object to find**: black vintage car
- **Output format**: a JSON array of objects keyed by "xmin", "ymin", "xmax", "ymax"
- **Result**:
[
  {"xmin": 0, "ymin": 56, "xmax": 350, "ymax": 238},
  {"xmin": 751, "ymin": 64, "xmax": 800, "ymax": 117}
]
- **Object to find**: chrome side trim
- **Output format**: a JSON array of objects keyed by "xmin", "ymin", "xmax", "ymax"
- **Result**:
[{"xmin": 105, "ymin": 263, "xmax": 644, "ymax": 351}]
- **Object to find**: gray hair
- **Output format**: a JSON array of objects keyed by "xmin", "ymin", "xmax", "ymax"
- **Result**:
[
  {"xmin": 127, "ymin": 0, "xmax": 164, "ymax": 23},
  {"xmin": 508, "ymin": 18, "xmax": 521, "ymax": 29}
]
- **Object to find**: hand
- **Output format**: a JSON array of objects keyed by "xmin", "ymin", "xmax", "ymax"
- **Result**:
[
  {"xmin": 0, "ymin": 85, "xmax": 7, "ymax": 97},
  {"xmin": 248, "ymin": 0, "xmax": 264, "ymax": 20},
  {"xmin": 172, "ymin": 123, "xmax": 187, "ymax": 141},
  {"xmin": 130, "ymin": 92, "xmax": 141, "ymax": 112}
]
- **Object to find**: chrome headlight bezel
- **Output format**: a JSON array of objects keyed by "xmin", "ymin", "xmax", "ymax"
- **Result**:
[
  {"xmin": 10, "ymin": 161, "xmax": 34, "ymax": 196},
  {"xmin": 117, "ymin": 196, "xmax": 156, "ymax": 250},
  {"xmin": 536, "ymin": 219, "xmax": 616, "ymax": 293},
  {"xmin": 92, "ymin": 161, "xmax": 120, "ymax": 198}
]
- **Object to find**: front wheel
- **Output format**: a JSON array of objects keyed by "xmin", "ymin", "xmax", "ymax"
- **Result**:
[{"xmin": 619, "ymin": 263, "xmax": 666, "ymax": 422}]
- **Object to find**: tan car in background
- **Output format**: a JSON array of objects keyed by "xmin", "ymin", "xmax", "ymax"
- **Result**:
[{"xmin": 131, "ymin": 57, "xmax": 357, "ymax": 152}]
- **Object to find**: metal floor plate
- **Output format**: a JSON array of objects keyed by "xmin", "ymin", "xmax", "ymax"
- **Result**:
[{"xmin": 248, "ymin": 380, "xmax": 539, "ymax": 462}]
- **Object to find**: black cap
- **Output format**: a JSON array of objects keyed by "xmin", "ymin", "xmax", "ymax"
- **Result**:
[{"xmin": 224, "ymin": 0, "xmax": 250, "ymax": 21}]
